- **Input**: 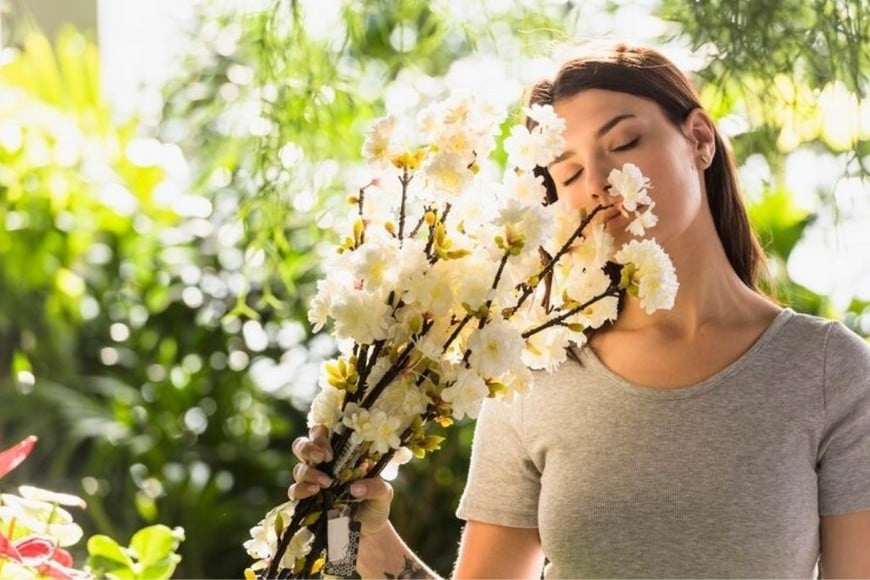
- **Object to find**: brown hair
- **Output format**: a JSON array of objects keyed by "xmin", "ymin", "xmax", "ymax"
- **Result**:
[{"xmin": 528, "ymin": 43, "xmax": 768, "ymax": 292}]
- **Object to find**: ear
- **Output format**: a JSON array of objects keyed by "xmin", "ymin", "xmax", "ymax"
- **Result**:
[{"xmin": 682, "ymin": 108, "xmax": 716, "ymax": 164}]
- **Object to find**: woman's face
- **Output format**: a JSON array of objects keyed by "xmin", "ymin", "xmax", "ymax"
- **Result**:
[{"xmin": 548, "ymin": 89, "xmax": 708, "ymax": 246}]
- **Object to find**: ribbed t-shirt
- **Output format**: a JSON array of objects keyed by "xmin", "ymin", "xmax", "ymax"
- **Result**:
[{"xmin": 456, "ymin": 309, "xmax": 870, "ymax": 578}]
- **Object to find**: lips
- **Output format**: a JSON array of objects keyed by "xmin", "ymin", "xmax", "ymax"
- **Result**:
[{"xmin": 602, "ymin": 205, "xmax": 628, "ymax": 224}]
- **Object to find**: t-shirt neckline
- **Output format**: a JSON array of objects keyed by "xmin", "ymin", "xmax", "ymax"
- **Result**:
[{"xmin": 579, "ymin": 307, "xmax": 795, "ymax": 399}]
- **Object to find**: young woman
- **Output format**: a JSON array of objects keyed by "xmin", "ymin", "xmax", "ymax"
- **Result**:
[{"xmin": 290, "ymin": 44, "xmax": 870, "ymax": 578}]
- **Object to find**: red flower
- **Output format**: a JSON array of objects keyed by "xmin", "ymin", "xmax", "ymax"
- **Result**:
[
  {"xmin": 0, "ymin": 532, "xmax": 88, "ymax": 579},
  {"xmin": 0, "ymin": 436, "xmax": 37, "ymax": 480}
]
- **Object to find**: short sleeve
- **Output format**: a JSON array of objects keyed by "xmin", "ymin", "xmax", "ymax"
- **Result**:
[
  {"xmin": 455, "ymin": 397, "xmax": 541, "ymax": 528},
  {"xmin": 817, "ymin": 322, "xmax": 870, "ymax": 515}
]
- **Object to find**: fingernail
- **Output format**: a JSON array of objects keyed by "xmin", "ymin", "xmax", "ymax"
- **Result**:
[
  {"xmin": 350, "ymin": 483, "xmax": 365, "ymax": 497},
  {"xmin": 317, "ymin": 474, "xmax": 333, "ymax": 487},
  {"xmin": 310, "ymin": 450, "xmax": 324, "ymax": 463}
]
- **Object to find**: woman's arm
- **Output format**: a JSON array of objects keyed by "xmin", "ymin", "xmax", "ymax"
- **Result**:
[
  {"xmin": 356, "ymin": 519, "xmax": 544, "ymax": 580},
  {"xmin": 820, "ymin": 509, "xmax": 870, "ymax": 578},
  {"xmin": 453, "ymin": 521, "xmax": 544, "ymax": 579},
  {"xmin": 357, "ymin": 517, "xmax": 545, "ymax": 579},
  {"xmin": 356, "ymin": 519, "xmax": 439, "ymax": 578}
]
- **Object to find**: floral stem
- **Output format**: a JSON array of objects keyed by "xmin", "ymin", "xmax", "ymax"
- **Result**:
[
  {"xmin": 521, "ymin": 285, "xmax": 620, "ymax": 339},
  {"xmin": 424, "ymin": 204, "xmax": 451, "ymax": 263},
  {"xmin": 409, "ymin": 204, "xmax": 432, "ymax": 238},
  {"xmin": 398, "ymin": 169, "xmax": 411, "ymax": 240},
  {"xmin": 442, "ymin": 313, "xmax": 472, "ymax": 354},
  {"xmin": 460, "ymin": 250, "xmax": 510, "ymax": 366},
  {"xmin": 266, "ymin": 496, "xmax": 316, "ymax": 577},
  {"xmin": 357, "ymin": 183, "xmax": 368, "ymax": 218},
  {"xmin": 509, "ymin": 203, "xmax": 611, "ymax": 316},
  {"xmin": 353, "ymin": 340, "xmax": 384, "ymax": 404},
  {"xmin": 360, "ymin": 319, "xmax": 434, "ymax": 410}
]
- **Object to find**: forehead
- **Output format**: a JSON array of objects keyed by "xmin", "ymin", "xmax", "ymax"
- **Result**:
[{"xmin": 553, "ymin": 89, "xmax": 661, "ymax": 132}]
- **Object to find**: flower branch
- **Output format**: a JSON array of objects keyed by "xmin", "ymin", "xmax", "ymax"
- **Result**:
[{"xmin": 248, "ymin": 96, "xmax": 678, "ymax": 579}]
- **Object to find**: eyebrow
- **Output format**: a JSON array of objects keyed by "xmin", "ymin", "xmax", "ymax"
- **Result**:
[{"xmin": 549, "ymin": 113, "xmax": 638, "ymax": 166}]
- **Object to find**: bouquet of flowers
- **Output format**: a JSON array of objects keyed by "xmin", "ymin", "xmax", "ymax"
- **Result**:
[
  {"xmin": 245, "ymin": 95, "xmax": 678, "ymax": 578},
  {"xmin": 0, "ymin": 436, "xmax": 184, "ymax": 579}
]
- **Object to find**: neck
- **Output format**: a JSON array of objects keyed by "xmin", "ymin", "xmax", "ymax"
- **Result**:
[{"xmin": 611, "ymin": 229, "xmax": 771, "ymax": 338}]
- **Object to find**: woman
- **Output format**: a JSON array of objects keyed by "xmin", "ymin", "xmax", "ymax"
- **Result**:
[{"xmin": 290, "ymin": 44, "xmax": 870, "ymax": 578}]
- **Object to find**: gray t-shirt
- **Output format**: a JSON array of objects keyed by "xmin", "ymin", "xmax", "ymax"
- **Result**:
[{"xmin": 456, "ymin": 309, "xmax": 870, "ymax": 578}]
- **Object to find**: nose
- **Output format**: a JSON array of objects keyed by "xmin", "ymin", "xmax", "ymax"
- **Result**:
[{"xmin": 585, "ymin": 157, "xmax": 616, "ymax": 207}]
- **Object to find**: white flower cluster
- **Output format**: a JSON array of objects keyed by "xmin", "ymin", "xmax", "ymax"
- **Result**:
[
  {"xmin": 243, "ymin": 502, "xmax": 311, "ymax": 574},
  {"xmin": 249, "ymin": 94, "xmax": 679, "ymax": 577}
]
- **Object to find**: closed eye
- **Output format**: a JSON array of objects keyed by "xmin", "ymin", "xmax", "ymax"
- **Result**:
[
  {"xmin": 563, "ymin": 168, "xmax": 583, "ymax": 186},
  {"xmin": 613, "ymin": 137, "xmax": 639, "ymax": 152}
]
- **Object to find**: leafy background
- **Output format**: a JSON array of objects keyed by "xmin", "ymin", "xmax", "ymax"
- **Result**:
[{"xmin": 0, "ymin": 0, "xmax": 867, "ymax": 576}]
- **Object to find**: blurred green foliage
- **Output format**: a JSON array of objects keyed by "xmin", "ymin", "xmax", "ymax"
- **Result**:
[{"xmin": 0, "ymin": 0, "xmax": 868, "ymax": 577}]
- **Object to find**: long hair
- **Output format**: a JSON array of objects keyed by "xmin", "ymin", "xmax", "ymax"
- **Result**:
[{"xmin": 527, "ymin": 43, "xmax": 768, "ymax": 291}]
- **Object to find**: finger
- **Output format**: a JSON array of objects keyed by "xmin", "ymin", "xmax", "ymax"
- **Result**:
[
  {"xmin": 291, "ymin": 437, "xmax": 314, "ymax": 463},
  {"xmin": 288, "ymin": 481, "xmax": 320, "ymax": 500},
  {"xmin": 349, "ymin": 477, "xmax": 393, "ymax": 503},
  {"xmin": 292, "ymin": 463, "xmax": 333, "ymax": 487},
  {"xmin": 291, "ymin": 436, "xmax": 330, "ymax": 464},
  {"xmin": 309, "ymin": 425, "xmax": 333, "ymax": 462}
]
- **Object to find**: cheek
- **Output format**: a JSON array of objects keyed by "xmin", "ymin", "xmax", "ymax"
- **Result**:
[{"xmin": 554, "ymin": 184, "xmax": 586, "ymax": 211}]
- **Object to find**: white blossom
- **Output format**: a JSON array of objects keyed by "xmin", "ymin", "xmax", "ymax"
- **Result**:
[
  {"xmin": 608, "ymin": 163, "xmax": 652, "ymax": 212},
  {"xmin": 503, "ymin": 125, "xmax": 539, "ymax": 171},
  {"xmin": 498, "ymin": 364, "xmax": 535, "ymax": 402},
  {"xmin": 244, "ymin": 501, "xmax": 295, "ymax": 562},
  {"xmin": 362, "ymin": 114, "xmax": 400, "ymax": 168},
  {"xmin": 441, "ymin": 368, "xmax": 489, "ymax": 420},
  {"xmin": 380, "ymin": 446, "xmax": 414, "ymax": 481},
  {"xmin": 544, "ymin": 199, "xmax": 616, "ymax": 263},
  {"xmin": 307, "ymin": 384, "xmax": 345, "ymax": 430},
  {"xmin": 349, "ymin": 234, "xmax": 404, "ymax": 289},
  {"xmin": 331, "ymin": 290, "xmax": 393, "ymax": 344},
  {"xmin": 373, "ymin": 381, "xmax": 431, "ymax": 427},
  {"xmin": 524, "ymin": 103, "xmax": 566, "ymax": 134},
  {"xmin": 420, "ymin": 152, "xmax": 473, "ymax": 196},
  {"xmin": 522, "ymin": 325, "xmax": 571, "ymax": 372},
  {"xmin": 570, "ymin": 294, "xmax": 619, "ymax": 330},
  {"xmin": 342, "ymin": 404, "xmax": 402, "ymax": 455},
  {"xmin": 451, "ymin": 192, "xmax": 501, "ymax": 241},
  {"xmin": 614, "ymin": 238, "xmax": 679, "ymax": 314},
  {"xmin": 279, "ymin": 527, "xmax": 315, "ymax": 570},
  {"xmin": 404, "ymin": 259, "xmax": 456, "ymax": 318},
  {"xmin": 493, "ymin": 198, "xmax": 553, "ymax": 254},
  {"xmin": 502, "ymin": 170, "xmax": 548, "ymax": 205},
  {"xmin": 452, "ymin": 251, "xmax": 497, "ymax": 311},
  {"xmin": 561, "ymin": 266, "xmax": 612, "ymax": 307},
  {"xmin": 467, "ymin": 319, "xmax": 524, "ymax": 378},
  {"xmin": 626, "ymin": 202, "xmax": 659, "ymax": 237},
  {"xmin": 439, "ymin": 124, "xmax": 478, "ymax": 163},
  {"xmin": 307, "ymin": 279, "xmax": 336, "ymax": 333}
]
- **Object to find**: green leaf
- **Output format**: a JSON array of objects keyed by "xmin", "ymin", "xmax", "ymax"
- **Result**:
[
  {"xmin": 139, "ymin": 555, "xmax": 182, "ymax": 580},
  {"xmin": 87, "ymin": 534, "xmax": 136, "ymax": 574},
  {"xmin": 129, "ymin": 525, "xmax": 177, "ymax": 568},
  {"xmin": 748, "ymin": 188, "xmax": 812, "ymax": 259}
]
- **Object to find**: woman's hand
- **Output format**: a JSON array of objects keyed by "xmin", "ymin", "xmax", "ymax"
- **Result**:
[{"xmin": 289, "ymin": 425, "xmax": 394, "ymax": 536}]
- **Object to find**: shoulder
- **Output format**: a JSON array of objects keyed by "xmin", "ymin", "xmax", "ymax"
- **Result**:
[
  {"xmin": 770, "ymin": 309, "xmax": 859, "ymax": 353},
  {"xmin": 775, "ymin": 309, "xmax": 870, "ymax": 371},
  {"xmin": 821, "ymin": 318, "xmax": 870, "ymax": 378},
  {"xmin": 784, "ymin": 309, "xmax": 870, "ymax": 358}
]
